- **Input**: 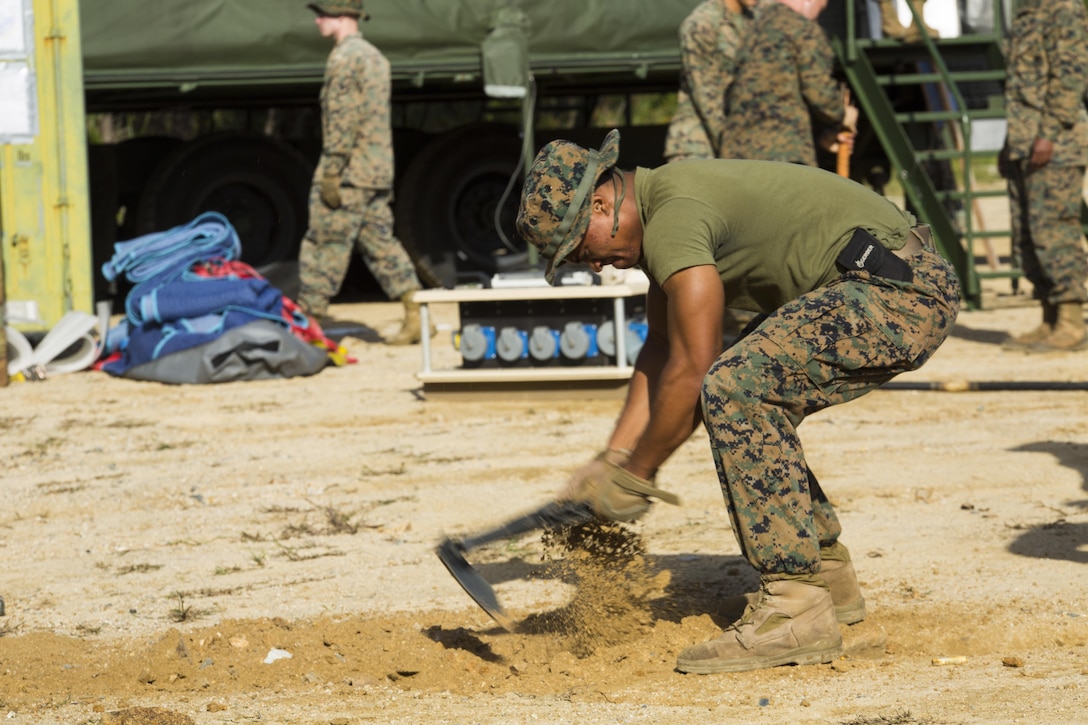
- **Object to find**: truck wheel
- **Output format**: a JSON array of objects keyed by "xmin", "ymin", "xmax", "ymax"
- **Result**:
[
  {"xmin": 136, "ymin": 134, "xmax": 314, "ymax": 268},
  {"xmin": 395, "ymin": 124, "xmax": 527, "ymax": 288},
  {"xmin": 114, "ymin": 136, "xmax": 185, "ymax": 241}
]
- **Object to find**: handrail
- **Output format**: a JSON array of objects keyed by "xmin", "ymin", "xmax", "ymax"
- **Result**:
[
  {"xmin": 899, "ymin": 0, "xmax": 976, "ymax": 248},
  {"xmin": 839, "ymin": 0, "xmax": 1011, "ymax": 309}
]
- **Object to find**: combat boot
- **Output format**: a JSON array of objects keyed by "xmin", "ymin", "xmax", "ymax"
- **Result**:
[
  {"xmin": 902, "ymin": 0, "xmax": 940, "ymax": 41},
  {"xmin": 676, "ymin": 576, "xmax": 842, "ymax": 674},
  {"xmin": 384, "ymin": 290, "xmax": 435, "ymax": 346},
  {"xmin": 1029, "ymin": 302, "xmax": 1087, "ymax": 353},
  {"xmin": 1002, "ymin": 302, "xmax": 1058, "ymax": 351},
  {"xmin": 820, "ymin": 541, "xmax": 866, "ymax": 625},
  {"xmin": 876, "ymin": 0, "xmax": 910, "ymax": 39}
]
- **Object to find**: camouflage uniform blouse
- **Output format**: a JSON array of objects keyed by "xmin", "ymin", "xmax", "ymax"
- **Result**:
[
  {"xmin": 1004, "ymin": 0, "xmax": 1088, "ymax": 166},
  {"xmin": 664, "ymin": 0, "xmax": 751, "ymax": 160},
  {"xmin": 319, "ymin": 32, "xmax": 395, "ymax": 189},
  {"xmin": 719, "ymin": 1, "xmax": 842, "ymax": 166}
]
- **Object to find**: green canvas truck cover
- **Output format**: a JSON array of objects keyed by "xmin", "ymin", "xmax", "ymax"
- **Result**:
[{"xmin": 81, "ymin": 0, "xmax": 700, "ymax": 94}]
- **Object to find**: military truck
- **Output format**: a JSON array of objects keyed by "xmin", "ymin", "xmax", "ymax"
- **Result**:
[
  {"xmin": 82, "ymin": 0, "xmax": 710, "ymax": 297},
  {"xmin": 83, "ymin": 0, "xmax": 1021, "ymax": 308}
]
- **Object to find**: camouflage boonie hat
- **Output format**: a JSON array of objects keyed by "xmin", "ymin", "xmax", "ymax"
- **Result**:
[
  {"xmin": 307, "ymin": 0, "xmax": 368, "ymax": 19},
  {"xmin": 517, "ymin": 129, "xmax": 620, "ymax": 284}
]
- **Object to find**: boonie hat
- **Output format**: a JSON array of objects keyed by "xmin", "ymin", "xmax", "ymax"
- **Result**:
[
  {"xmin": 307, "ymin": 0, "xmax": 369, "ymax": 20},
  {"xmin": 516, "ymin": 129, "xmax": 620, "ymax": 284}
]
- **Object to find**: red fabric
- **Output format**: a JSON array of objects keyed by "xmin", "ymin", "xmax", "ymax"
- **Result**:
[{"xmin": 192, "ymin": 259, "xmax": 355, "ymax": 362}]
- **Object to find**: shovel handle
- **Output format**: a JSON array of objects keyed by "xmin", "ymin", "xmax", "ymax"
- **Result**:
[{"xmin": 455, "ymin": 500, "xmax": 595, "ymax": 552}]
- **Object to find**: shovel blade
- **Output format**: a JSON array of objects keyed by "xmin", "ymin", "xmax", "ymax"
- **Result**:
[
  {"xmin": 436, "ymin": 538, "xmax": 514, "ymax": 631},
  {"xmin": 435, "ymin": 500, "xmax": 596, "ymax": 630}
]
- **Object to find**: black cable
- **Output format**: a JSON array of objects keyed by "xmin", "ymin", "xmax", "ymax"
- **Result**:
[
  {"xmin": 882, "ymin": 381, "xmax": 1088, "ymax": 392},
  {"xmin": 493, "ymin": 76, "xmax": 537, "ymax": 254}
]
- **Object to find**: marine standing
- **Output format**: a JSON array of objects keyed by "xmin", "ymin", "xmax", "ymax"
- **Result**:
[
  {"xmin": 999, "ymin": 0, "xmax": 1088, "ymax": 352},
  {"xmin": 719, "ymin": 0, "xmax": 855, "ymax": 166},
  {"xmin": 297, "ymin": 0, "xmax": 429, "ymax": 344},
  {"xmin": 664, "ymin": 0, "xmax": 757, "ymax": 163}
]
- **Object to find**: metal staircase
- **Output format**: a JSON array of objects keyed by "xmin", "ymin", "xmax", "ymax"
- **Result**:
[{"xmin": 831, "ymin": 0, "xmax": 1013, "ymax": 310}]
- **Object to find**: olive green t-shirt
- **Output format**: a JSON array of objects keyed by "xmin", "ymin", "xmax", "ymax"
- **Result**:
[{"xmin": 634, "ymin": 159, "xmax": 915, "ymax": 312}]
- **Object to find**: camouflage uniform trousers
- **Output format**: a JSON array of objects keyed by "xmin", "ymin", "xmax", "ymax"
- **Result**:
[
  {"xmin": 701, "ymin": 245, "xmax": 960, "ymax": 575},
  {"xmin": 1007, "ymin": 161, "xmax": 1088, "ymax": 305},
  {"xmin": 297, "ymin": 186, "xmax": 422, "ymax": 317}
]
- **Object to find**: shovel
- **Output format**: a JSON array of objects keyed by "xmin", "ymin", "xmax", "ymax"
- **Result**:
[{"xmin": 435, "ymin": 500, "xmax": 596, "ymax": 630}]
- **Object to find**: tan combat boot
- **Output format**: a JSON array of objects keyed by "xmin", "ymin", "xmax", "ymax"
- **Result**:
[
  {"xmin": 676, "ymin": 576, "xmax": 842, "ymax": 674},
  {"xmin": 902, "ymin": 0, "xmax": 940, "ymax": 41},
  {"xmin": 1003, "ymin": 302, "xmax": 1058, "ymax": 351},
  {"xmin": 876, "ymin": 0, "xmax": 911, "ymax": 39},
  {"xmin": 1030, "ymin": 302, "xmax": 1087, "ymax": 353},
  {"xmin": 385, "ymin": 291, "xmax": 434, "ymax": 346},
  {"xmin": 820, "ymin": 541, "xmax": 866, "ymax": 625}
]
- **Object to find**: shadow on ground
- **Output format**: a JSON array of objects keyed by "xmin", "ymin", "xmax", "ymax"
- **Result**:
[
  {"xmin": 950, "ymin": 322, "xmax": 1009, "ymax": 346},
  {"xmin": 1007, "ymin": 440, "xmax": 1088, "ymax": 563}
]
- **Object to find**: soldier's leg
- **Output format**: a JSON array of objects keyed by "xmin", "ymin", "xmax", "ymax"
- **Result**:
[
  {"xmin": 1025, "ymin": 164, "xmax": 1088, "ymax": 306},
  {"xmin": 297, "ymin": 186, "xmax": 365, "ymax": 318},
  {"xmin": 1003, "ymin": 161, "xmax": 1058, "ymax": 347},
  {"xmin": 808, "ymin": 469, "xmax": 866, "ymax": 625},
  {"xmin": 808, "ymin": 470, "xmax": 841, "ymax": 547},
  {"xmin": 353, "ymin": 190, "xmax": 432, "ymax": 344},
  {"xmin": 352, "ymin": 189, "xmax": 421, "ymax": 302},
  {"xmin": 1026, "ymin": 164, "xmax": 1088, "ymax": 351},
  {"xmin": 685, "ymin": 330, "xmax": 843, "ymax": 674},
  {"xmin": 679, "ymin": 250, "xmax": 958, "ymax": 673},
  {"xmin": 705, "ymin": 254, "xmax": 957, "ymax": 574},
  {"xmin": 1011, "ymin": 161, "xmax": 1048, "ymax": 301}
]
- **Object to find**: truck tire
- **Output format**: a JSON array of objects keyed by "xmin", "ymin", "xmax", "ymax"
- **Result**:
[
  {"xmin": 136, "ymin": 133, "xmax": 314, "ymax": 268},
  {"xmin": 114, "ymin": 136, "xmax": 186, "ymax": 242},
  {"xmin": 395, "ymin": 124, "xmax": 527, "ymax": 288}
]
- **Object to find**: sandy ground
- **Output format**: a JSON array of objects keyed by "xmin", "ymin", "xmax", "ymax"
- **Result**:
[{"xmin": 2, "ymin": 278, "xmax": 1087, "ymax": 725}]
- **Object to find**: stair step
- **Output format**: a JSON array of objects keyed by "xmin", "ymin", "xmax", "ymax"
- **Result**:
[
  {"xmin": 876, "ymin": 70, "xmax": 1006, "ymax": 86},
  {"xmin": 894, "ymin": 108, "xmax": 1006, "ymax": 123},
  {"xmin": 935, "ymin": 189, "xmax": 1008, "ymax": 201},
  {"xmin": 853, "ymin": 34, "xmax": 1003, "ymax": 51},
  {"xmin": 914, "ymin": 149, "xmax": 1001, "ymax": 162}
]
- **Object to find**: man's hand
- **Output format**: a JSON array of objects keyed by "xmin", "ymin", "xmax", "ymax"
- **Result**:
[
  {"xmin": 559, "ymin": 457, "xmax": 679, "ymax": 523},
  {"xmin": 818, "ymin": 128, "xmax": 854, "ymax": 155},
  {"xmin": 1029, "ymin": 138, "xmax": 1053, "ymax": 170},
  {"xmin": 842, "ymin": 102, "xmax": 859, "ymax": 135},
  {"xmin": 320, "ymin": 173, "xmax": 342, "ymax": 209},
  {"xmin": 560, "ymin": 449, "xmax": 630, "ymax": 502}
]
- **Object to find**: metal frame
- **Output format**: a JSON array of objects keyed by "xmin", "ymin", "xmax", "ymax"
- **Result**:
[{"xmin": 835, "ymin": 0, "xmax": 1019, "ymax": 309}]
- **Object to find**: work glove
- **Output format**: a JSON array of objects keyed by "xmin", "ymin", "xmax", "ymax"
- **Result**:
[
  {"xmin": 320, "ymin": 173, "xmax": 342, "ymax": 209},
  {"xmin": 560, "ymin": 453, "xmax": 680, "ymax": 523},
  {"xmin": 561, "ymin": 448, "xmax": 630, "ymax": 501}
]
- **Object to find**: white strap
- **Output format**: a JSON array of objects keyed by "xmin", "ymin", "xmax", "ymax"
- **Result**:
[{"xmin": 5, "ymin": 310, "xmax": 104, "ymax": 378}]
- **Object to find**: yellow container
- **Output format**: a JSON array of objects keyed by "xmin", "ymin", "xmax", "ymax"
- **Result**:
[{"xmin": 0, "ymin": 0, "xmax": 93, "ymax": 328}]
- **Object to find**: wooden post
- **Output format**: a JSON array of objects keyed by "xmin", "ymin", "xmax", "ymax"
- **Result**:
[
  {"xmin": 836, "ymin": 141, "xmax": 852, "ymax": 178},
  {"xmin": 837, "ymin": 87, "xmax": 854, "ymax": 178}
]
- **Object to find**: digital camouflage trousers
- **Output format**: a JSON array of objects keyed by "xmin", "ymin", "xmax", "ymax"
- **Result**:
[
  {"xmin": 701, "ymin": 245, "xmax": 960, "ymax": 575},
  {"xmin": 1007, "ymin": 162, "xmax": 1088, "ymax": 305},
  {"xmin": 297, "ymin": 186, "xmax": 421, "ymax": 317}
]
